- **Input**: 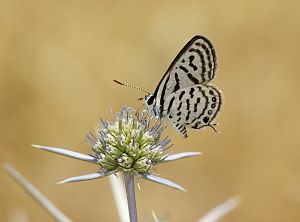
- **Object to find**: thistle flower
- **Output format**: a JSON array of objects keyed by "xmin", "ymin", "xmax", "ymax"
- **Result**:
[
  {"xmin": 88, "ymin": 107, "xmax": 170, "ymax": 174},
  {"xmin": 32, "ymin": 107, "xmax": 201, "ymax": 222},
  {"xmin": 33, "ymin": 107, "xmax": 200, "ymax": 189}
]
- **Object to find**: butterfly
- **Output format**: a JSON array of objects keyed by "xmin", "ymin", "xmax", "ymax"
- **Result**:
[{"xmin": 114, "ymin": 35, "xmax": 222, "ymax": 138}]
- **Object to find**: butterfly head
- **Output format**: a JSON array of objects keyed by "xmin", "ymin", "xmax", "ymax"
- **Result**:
[{"xmin": 145, "ymin": 94, "xmax": 156, "ymax": 113}]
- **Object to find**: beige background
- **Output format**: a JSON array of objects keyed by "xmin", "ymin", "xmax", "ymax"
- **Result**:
[{"xmin": 1, "ymin": 0, "xmax": 300, "ymax": 221}]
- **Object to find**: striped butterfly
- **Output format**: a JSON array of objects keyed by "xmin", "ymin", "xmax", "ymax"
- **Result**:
[{"xmin": 114, "ymin": 35, "xmax": 222, "ymax": 138}]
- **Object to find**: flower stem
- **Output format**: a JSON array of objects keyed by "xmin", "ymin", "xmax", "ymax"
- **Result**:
[
  {"xmin": 109, "ymin": 173, "xmax": 129, "ymax": 222},
  {"xmin": 123, "ymin": 173, "xmax": 138, "ymax": 222}
]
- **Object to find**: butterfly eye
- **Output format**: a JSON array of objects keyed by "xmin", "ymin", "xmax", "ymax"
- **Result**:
[{"xmin": 147, "ymin": 95, "xmax": 155, "ymax": 105}]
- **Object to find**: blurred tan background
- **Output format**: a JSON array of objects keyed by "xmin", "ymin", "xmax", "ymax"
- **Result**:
[{"xmin": 1, "ymin": 0, "xmax": 300, "ymax": 221}]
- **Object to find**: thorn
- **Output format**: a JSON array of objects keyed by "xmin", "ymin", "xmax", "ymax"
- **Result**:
[{"xmin": 56, "ymin": 180, "xmax": 65, "ymax": 185}]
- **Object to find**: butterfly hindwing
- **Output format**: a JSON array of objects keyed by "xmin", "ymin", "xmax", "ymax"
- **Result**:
[
  {"xmin": 163, "ymin": 85, "xmax": 222, "ymax": 132},
  {"xmin": 169, "ymin": 122, "xmax": 188, "ymax": 138}
]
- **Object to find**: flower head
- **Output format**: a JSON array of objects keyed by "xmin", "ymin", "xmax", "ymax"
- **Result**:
[
  {"xmin": 33, "ymin": 107, "xmax": 200, "ymax": 190},
  {"xmin": 87, "ymin": 107, "xmax": 171, "ymax": 174}
]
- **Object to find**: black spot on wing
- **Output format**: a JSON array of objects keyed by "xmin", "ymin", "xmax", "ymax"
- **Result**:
[
  {"xmin": 179, "ymin": 65, "xmax": 189, "ymax": 73},
  {"xmin": 192, "ymin": 121, "xmax": 202, "ymax": 129},
  {"xmin": 179, "ymin": 91, "xmax": 185, "ymax": 100},
  {"xmin": 173, "ymin": 72, "xmax": 180, "ymax": 92},
  {"xmin": 187, "ymin": 73, "xmax": 200, "ymax": 84},
  {"xmin": 194, "ymin": 97, "xmax": 201, "ymax": 112},
  {"xmin": 186, "ymin": 110, "xmax": 191, "ymax": 121},
  {"xmin": 186, "ymin": 99, "xmax": 190, "ymax": 110},
  {"xmin": 203, "ymin": 116, "xmax": 209, "ymax": 123},
  {"xmin": 194, "ymin": 103, "xmax": 198, "ymax": 112},
  {"xmin": 189, "ymin": 87, "xmax": 195, "ymax": 98},
  {"xmin": 167, "ymin": 96, "xmax": 175, "ymax": 114},
  {"xmin": 188, "ymin": 55, "xmax": 197, "ymax": 71},
  {"xmin": 177, "ymin": 102, "xmax": 182, "ymax": 111}
]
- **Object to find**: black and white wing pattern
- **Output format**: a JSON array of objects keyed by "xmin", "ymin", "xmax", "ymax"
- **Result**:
[
  {"xmin": 145, "ymin": 35, "xmax": 222, "ymax": 138},
  {"xmin": 153, "ymin": 35, "xmax": 217, "ymax": 112},
  {"xmin": 163, "ymin": 85, "xmax": 222, "ymax": 137}
]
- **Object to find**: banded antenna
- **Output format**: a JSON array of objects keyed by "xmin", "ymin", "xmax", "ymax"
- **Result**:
[{"xmin": 113, "ymin": 80, "xmax": 151, "ymax": 97}]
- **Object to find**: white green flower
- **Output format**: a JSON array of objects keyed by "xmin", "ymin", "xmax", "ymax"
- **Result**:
[
  {"xmin": 32, "ymin": 107, "xmax": 201, "ymax": 191},
  {"xmin": 88, "ymin": 108, "xmax": 170, "ymax": 174}
]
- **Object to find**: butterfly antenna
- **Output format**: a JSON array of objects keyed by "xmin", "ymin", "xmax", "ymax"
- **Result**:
[{"xmin": 113, "ymin": 80, "xmax": 150, "ymax": 95}]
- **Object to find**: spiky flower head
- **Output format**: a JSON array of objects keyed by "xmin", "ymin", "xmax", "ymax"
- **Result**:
[
  {"xmin": 87, "ymin": 107, "xmax": 171, "ymax": 174},
  {"xmin": 33, "ymin": 106, "xmax": 200, "ymax": 189}
]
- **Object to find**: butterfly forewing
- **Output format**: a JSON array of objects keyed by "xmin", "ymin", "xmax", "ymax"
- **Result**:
[{"xmin": 154, "ymin": 35, "xmax": 217, "ymax": 112}]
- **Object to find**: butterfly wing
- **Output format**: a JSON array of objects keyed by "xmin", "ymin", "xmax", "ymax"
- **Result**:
[
  {"xmin": 153, "ymin": 35, "xmax": 217, "ymax": 116},
  {"xmin": 163, "ymin": 84, "xmax": 222, "ymax": 137},
  {"xmin": 169, "ymin": 122, "xmax": 188, "ymax": 138}
]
